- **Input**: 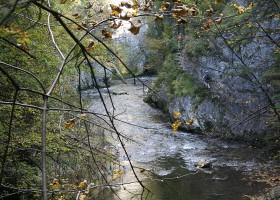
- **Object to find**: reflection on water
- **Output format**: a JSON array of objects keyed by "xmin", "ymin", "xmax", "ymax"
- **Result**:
[{"xmin": 87, "ymin": 78, "xmax": 270, "ymax": 200}]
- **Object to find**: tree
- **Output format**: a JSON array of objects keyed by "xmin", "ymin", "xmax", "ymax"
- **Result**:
[{"xmin": 1, "ymin": 0, "xmax": 279, "ymax": 199}]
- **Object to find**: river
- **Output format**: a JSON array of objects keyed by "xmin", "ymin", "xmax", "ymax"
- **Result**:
[{"xmin": 85, "ymin": 77, "xmax": 275, "ymax": 200}]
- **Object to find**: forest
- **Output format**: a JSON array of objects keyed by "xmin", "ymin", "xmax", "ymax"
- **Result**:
[{"xmin": 0, "ymin": 0, "xmax": 279, "ymax": 199}]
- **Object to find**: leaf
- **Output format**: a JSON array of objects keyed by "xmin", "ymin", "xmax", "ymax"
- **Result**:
[
  {"xmin": 173, "ymin": 111, "xmax": 181, "ymax": 118},
  {"xmin": 120, "ymin": 11, "xmax": 132, "ymax": 20},
  {"xmin": 159, "ymin": 1, "xmax": 170, "ymax": 11},
  {"xmin": 64, "ymin": 118, "xmax": 76, "ymax": 129},
  {"xmin": 84, "ymin": 2, "xmax": 93, "ymax": 9},
  {"xmin": 121, "ymin": 2, "xmax": 132, "ymax": 8},
  {"xmin": 78, "ymin": 180, "xmax": 87, "ymax": 189},
  {"xmin": 86, "ymin": 41, "xmax": 95, "ymax": 51},
  {"xmin": 80, "ymin": 113, "xmax": 87, "ymax": 119},
  {"xmin": 172, "ymin": 120, "xmax": 182, "ymax": 132},
  {"xmin": 110, "ymin": 20, "xmax": 122, "ymax": 29},
  {"xmin": 128, "ymin": 20, "xmax": 142, "ymax": 35},
  {"xmin": 60, "ymin": 0, "xmax": 67, "ymax": 4},
  {"xmin": 206, "ymin": 7, "xmax": 213, "ymax": 14},
  {"xmin": 215, "ymin": 0, "xmax": 222, "ymax": 3},
  {"xmin": 215, "ymin": 14, "xmax": 223, "ymax": 25},
  {"xmin": 102, "ymin": 28, "xmax": 112, "ymax": 39},
  {"xmin": 186, "ymin": 116, "xmax": 194, "ymax": 125},
  {"xmin": 177, "ymin": 17, "xmax": 187, "ymax": 24},
  {"xmin": 189, "ymin": 5, "xmax": 199, "ymax": 16},
  {"xmin": 132, "ymin": 0, "xmax": 140, "ymax": 10},
  {"xmin": 50, "ymin": 179, "xmax": 61, "ymax": 189},
  {"xmin": 202, "ymin": 19, "xmax": 212, "ymax": 31},
  {"xmin": 171, "ymin": 5, "xmax": 189, "ymax": 19},
  {"xmin": 110, "ymin": 4, "xmax": 122, "ymax": 17},
  {"xmin": 154, "ymin": 14, "xmax": 164, "ymax": 21},
  {"xmin": 247, "ymin": 21, "xmax": 253, "ymax": 28},
  {"xmin": 72, "ymin": 12, "xmax": 80, "ymax": 19},
  {"xmin": 17, "ymin": 43, "xmax": 28, "ymax": 51}
]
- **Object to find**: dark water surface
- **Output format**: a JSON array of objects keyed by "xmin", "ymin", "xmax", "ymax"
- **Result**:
[{"xmin": 86, "ymin": 78, "xmax": 272, "ymax": 200}]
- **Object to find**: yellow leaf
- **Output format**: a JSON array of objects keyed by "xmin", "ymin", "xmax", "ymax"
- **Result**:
[
  {"xmin": 186, "ymin": 116, "xmax": 194, "ymax": 125},
  {"xmin": 110, "ymin": 4, "xmax": 122, "ymax": 17},
  {"xmin": 172, "ymin": 120, "xmax": 182, "ymax": 132},
  {"xmin": 132, "ymin": 0, "xmax": 140, "ymax": 10},
  {"xmin": 50, "ymin": 179, "xmax": 61, "ymax": 189},
  {"xmin": 102, "ymin": 28, "xmax": 112, "ymax": 39},
  {"xmin": 173, "ymin": 111, "xmax": 181, "ymax": 118},
  {"xmin": 64, "ymin": 118, "xmax": 76, "ymax": 129},
  {"xmin": 215, "ymin": 0, "xmax": 222, "ymax": 4},
  {"xmin": 78, "ymin": 180, "xmax": 87, "ymax": 189},
  {"xmin": 159, "ymin": 1, "xmax": 170, "ymax": 11}
]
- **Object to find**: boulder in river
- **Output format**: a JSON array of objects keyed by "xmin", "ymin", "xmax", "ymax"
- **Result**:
[{"xmin": 194, "ymin": 159, "xmax": 212, "ymax": 168}]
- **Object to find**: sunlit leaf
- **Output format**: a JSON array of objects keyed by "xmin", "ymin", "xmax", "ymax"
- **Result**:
[
  {"xmin": 64, "ymin": 118, "xmax": 76, "ymax": 129},
  {"xmin": 215, "ymin": 0, "xmax": 222, "ymax": 3}
]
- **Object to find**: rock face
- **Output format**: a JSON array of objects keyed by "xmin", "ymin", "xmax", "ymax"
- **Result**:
[
  {"xmin": 145, "ymin": 15, "xmax": 279, "ymax": 140},
  {"xmin": 80, "ymin": 61, "xmax": 112, "ymax": 90}
]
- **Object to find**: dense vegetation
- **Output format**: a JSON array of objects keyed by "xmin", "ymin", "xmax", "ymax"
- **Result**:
[{"xmin": 0, "ymin": 0, "xmax": 279, "ymax": 199}]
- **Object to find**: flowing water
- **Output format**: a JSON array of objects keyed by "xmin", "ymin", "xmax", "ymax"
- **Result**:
[{"xmin": 85, "ymin": 77, "xmax": 274, "ymax": 200}]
